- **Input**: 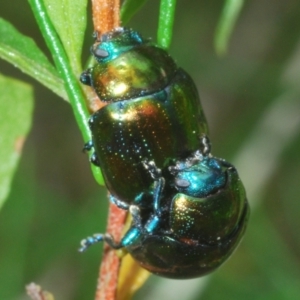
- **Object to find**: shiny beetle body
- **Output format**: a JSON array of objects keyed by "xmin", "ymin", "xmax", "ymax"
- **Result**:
[
  {"xmin": 80, "ymin": 28, "xmax": 249, "ymax": 279},
  {"xmin": 81, "ymin": 28, "xmax": 208, "ymax": 204},
  {"xmin": 126, "ymin": 154, "xmax": 248, "ymax": 278}
]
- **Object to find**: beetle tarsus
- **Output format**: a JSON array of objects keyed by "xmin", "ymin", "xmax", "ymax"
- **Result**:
[
  {"xmin": 80, "ymin": 69, "xmax": 92, "ymax": 86},
  {"xmin": 200, "ymin": 135, "xmax": 211, "ymax": 155},
  {"xmin": 90, "ymin": 153, "xmax": 100, "ymax": 166},
  {"xmin": 142, "ymin": 159, "xmax": 162, "ymax": 180},
  {"xmin": 79, "ymin": 234, "xmax": 104, "ymax": 252},
  {"xmin": 79, "ymin": 233, "xmax": 122, "ymax": 252},
  {"xmin": 83, "ymin": 140, "xmax": 93, "ymax": 152}
]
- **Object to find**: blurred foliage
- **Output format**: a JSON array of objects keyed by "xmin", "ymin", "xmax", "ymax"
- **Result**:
[
  {"xmin": 215, "ymin": 0, "xmax": 245, "ymax": 55},
  {"xmin": 121, "ymin": 0, "xmax": 149, "ymax": 25},
  {"xmin": 0, "ymin": 0, "xmax": 300, "ymax": 300},
  {"xmin": 0, "ymin": 18, "xmax": 66, "ymax": 100},
  {"xmin": 0, "ymin": 74, "xmax": 33, "ymax": 209}
]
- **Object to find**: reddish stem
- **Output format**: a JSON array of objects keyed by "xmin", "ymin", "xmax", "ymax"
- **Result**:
[
  {"xmin": 86, "ymin": 0, "xmax": 121, "ymax": 112},
  {"xmin": 92, "ymin": 0, "xmax": 120, "ymax": 34},
  {"xmin": 95, "ymin": 203, "xmax": 127, "ymax": 300},
  {"xmin": 90, "ymin": 1, "xmax": 124, "ymax": 299}
]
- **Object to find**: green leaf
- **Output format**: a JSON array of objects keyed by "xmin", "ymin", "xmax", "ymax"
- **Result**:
[
  {"xmin": 0, "ymin": 73, "xmax": 34, "ymax": 210},
  {"xmin": 0, "ymin": 18, "xmax": 67, "ymax": 100},
  {"xmin": 214, "ymin": 0, "xmax": 245, "ymax": 56},
  {"xmin": 121, "ymin": 0, "xmax": 149, "ymax": 25},
  {"xmin": 28, "ymin": 0, "xmax": 104, "ymax": 185},
  {"xmin": 44, "ymin": 0, "xmax": 88, "ymax": 74}
]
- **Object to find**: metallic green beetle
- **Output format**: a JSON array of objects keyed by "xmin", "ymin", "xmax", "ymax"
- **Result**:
[
  {"xmin": 80, "ymin": 137, "xmax": 249, "ymax": 278},
  {"xmin": 81, "ymin": 27, "xmax": 208, "ymax": 205}
]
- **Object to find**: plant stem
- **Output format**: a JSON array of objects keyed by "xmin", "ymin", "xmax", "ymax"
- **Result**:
[
  {"xmin": 89, "ymin": 1, "xmax": 126, "ymax": 300},
  {"xmin": 92, "ymin": 0, "xmax": 120, "ymax": 34},
  {"xmin": 157, "ymin": 0, "xmax": 177, "ymax": 49},
  {"xmin": 95, "ymin": 203, "xmax": 127, "ymax": 300}
]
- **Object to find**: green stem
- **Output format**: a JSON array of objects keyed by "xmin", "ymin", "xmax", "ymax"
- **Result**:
[
  {"xmin": 28, "ymin": 0, "xmax": 103, "ymax": 185},
  {"xmin": 157, "ymin": 0, "xmax": 177, "ymax": 49}
]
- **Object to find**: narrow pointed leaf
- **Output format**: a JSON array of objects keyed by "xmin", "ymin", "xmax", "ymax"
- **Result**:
[
  {"xmin": 0, "ymin": 18, "xmax": 67, "ymax": 100},
  {"xmin": 0, "ymin": 73, "xmax": 34, "ymax": 209},
  {"xmin": 28, "ymin": 0, "xmax": 104, "ymax": 185},
  {"xmin": 44, "ymin": 0, "xmax": 88, "ymax": 74}
]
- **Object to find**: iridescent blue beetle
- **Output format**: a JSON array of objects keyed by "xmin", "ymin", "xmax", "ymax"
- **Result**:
[
  {"xmin": 80, "ymin": 28, "xmax": 249, "ymax": 278},
  {"xmin": 80, "ymin": 137, "xmax": 249, "ymax": 278}
]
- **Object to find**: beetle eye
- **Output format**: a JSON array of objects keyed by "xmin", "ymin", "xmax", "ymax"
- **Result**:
[
  {"xmin": 94, "ymin": 48, "xmax": 109, "ymax": 58},
  {"xmin": 175, "ymin": 178, "xmax": 190, "ymax": 188}
]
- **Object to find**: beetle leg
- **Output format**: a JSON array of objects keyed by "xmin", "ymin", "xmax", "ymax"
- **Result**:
[
  {"xmin": 129, "ymin": 205, "xmax": 142, "ymax": 226},
  {"xmin": 169, "ymin": 136, "xmax": 212, "ymax": 176},
  {"xmin": 141, "ymin": 159, "xmax": 165, "ymax": 217},
  {"xmin": 80, "ymin": 68, "xmax": 93, "ymax": 86},
  {"xmin": 107, "ymin": 205, "xmax": 143, "ymax": 248},
  {"xmin": 118, "ymin": 204, "xmax": 157, "ymax": 247},
  {"xmin": 79, "ymin": 233, "xmax": 123, "ymax": 252},
  {"xmin": 90, "ymin": 152, "xmax": 100, "ymax": 166},
  {"xmin": 130, "ymin": 173, "xmax": 164, "ymax": 235},
  {"xmin": 152, "ymin": 177, "xmax": 165, "ymax": 217},
  {"xmin": 125, "ymin": 175, "xmax": 166, "ymax": 236},
  {"xmin": 83, "ymin": 140, "xmax": 93, "ymax": 152},
  {"xmin": 82, "ymin": 140, "xmax": 100, "ymax": 166},
  {"xmin": 109, "ymin": 194, "xmax": 130, "ymax": 210},
  {"xmin": 143, "ymin": 177, "xmax": 164, "ymax": 234},
  {"xmin": 199, "ymin": 134, "xmax": 211, "ymax": 156},
  {"xmin": 142, "ymin": 159, "xmax": 162, "ymax": 180},
  {"xmin": 79, "ymin": 205, "xmax": 144, "ymax": 251}
]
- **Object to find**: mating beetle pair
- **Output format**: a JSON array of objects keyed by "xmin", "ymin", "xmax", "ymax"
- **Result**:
[{"xmin": 79, "ymin": 28, "xmax": 249, "ymax": 278}]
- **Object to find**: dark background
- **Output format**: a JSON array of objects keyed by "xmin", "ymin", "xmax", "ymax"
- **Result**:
[{"xmin": 0, "ymin": 0, "xmax": 300, "ymax": 299}]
